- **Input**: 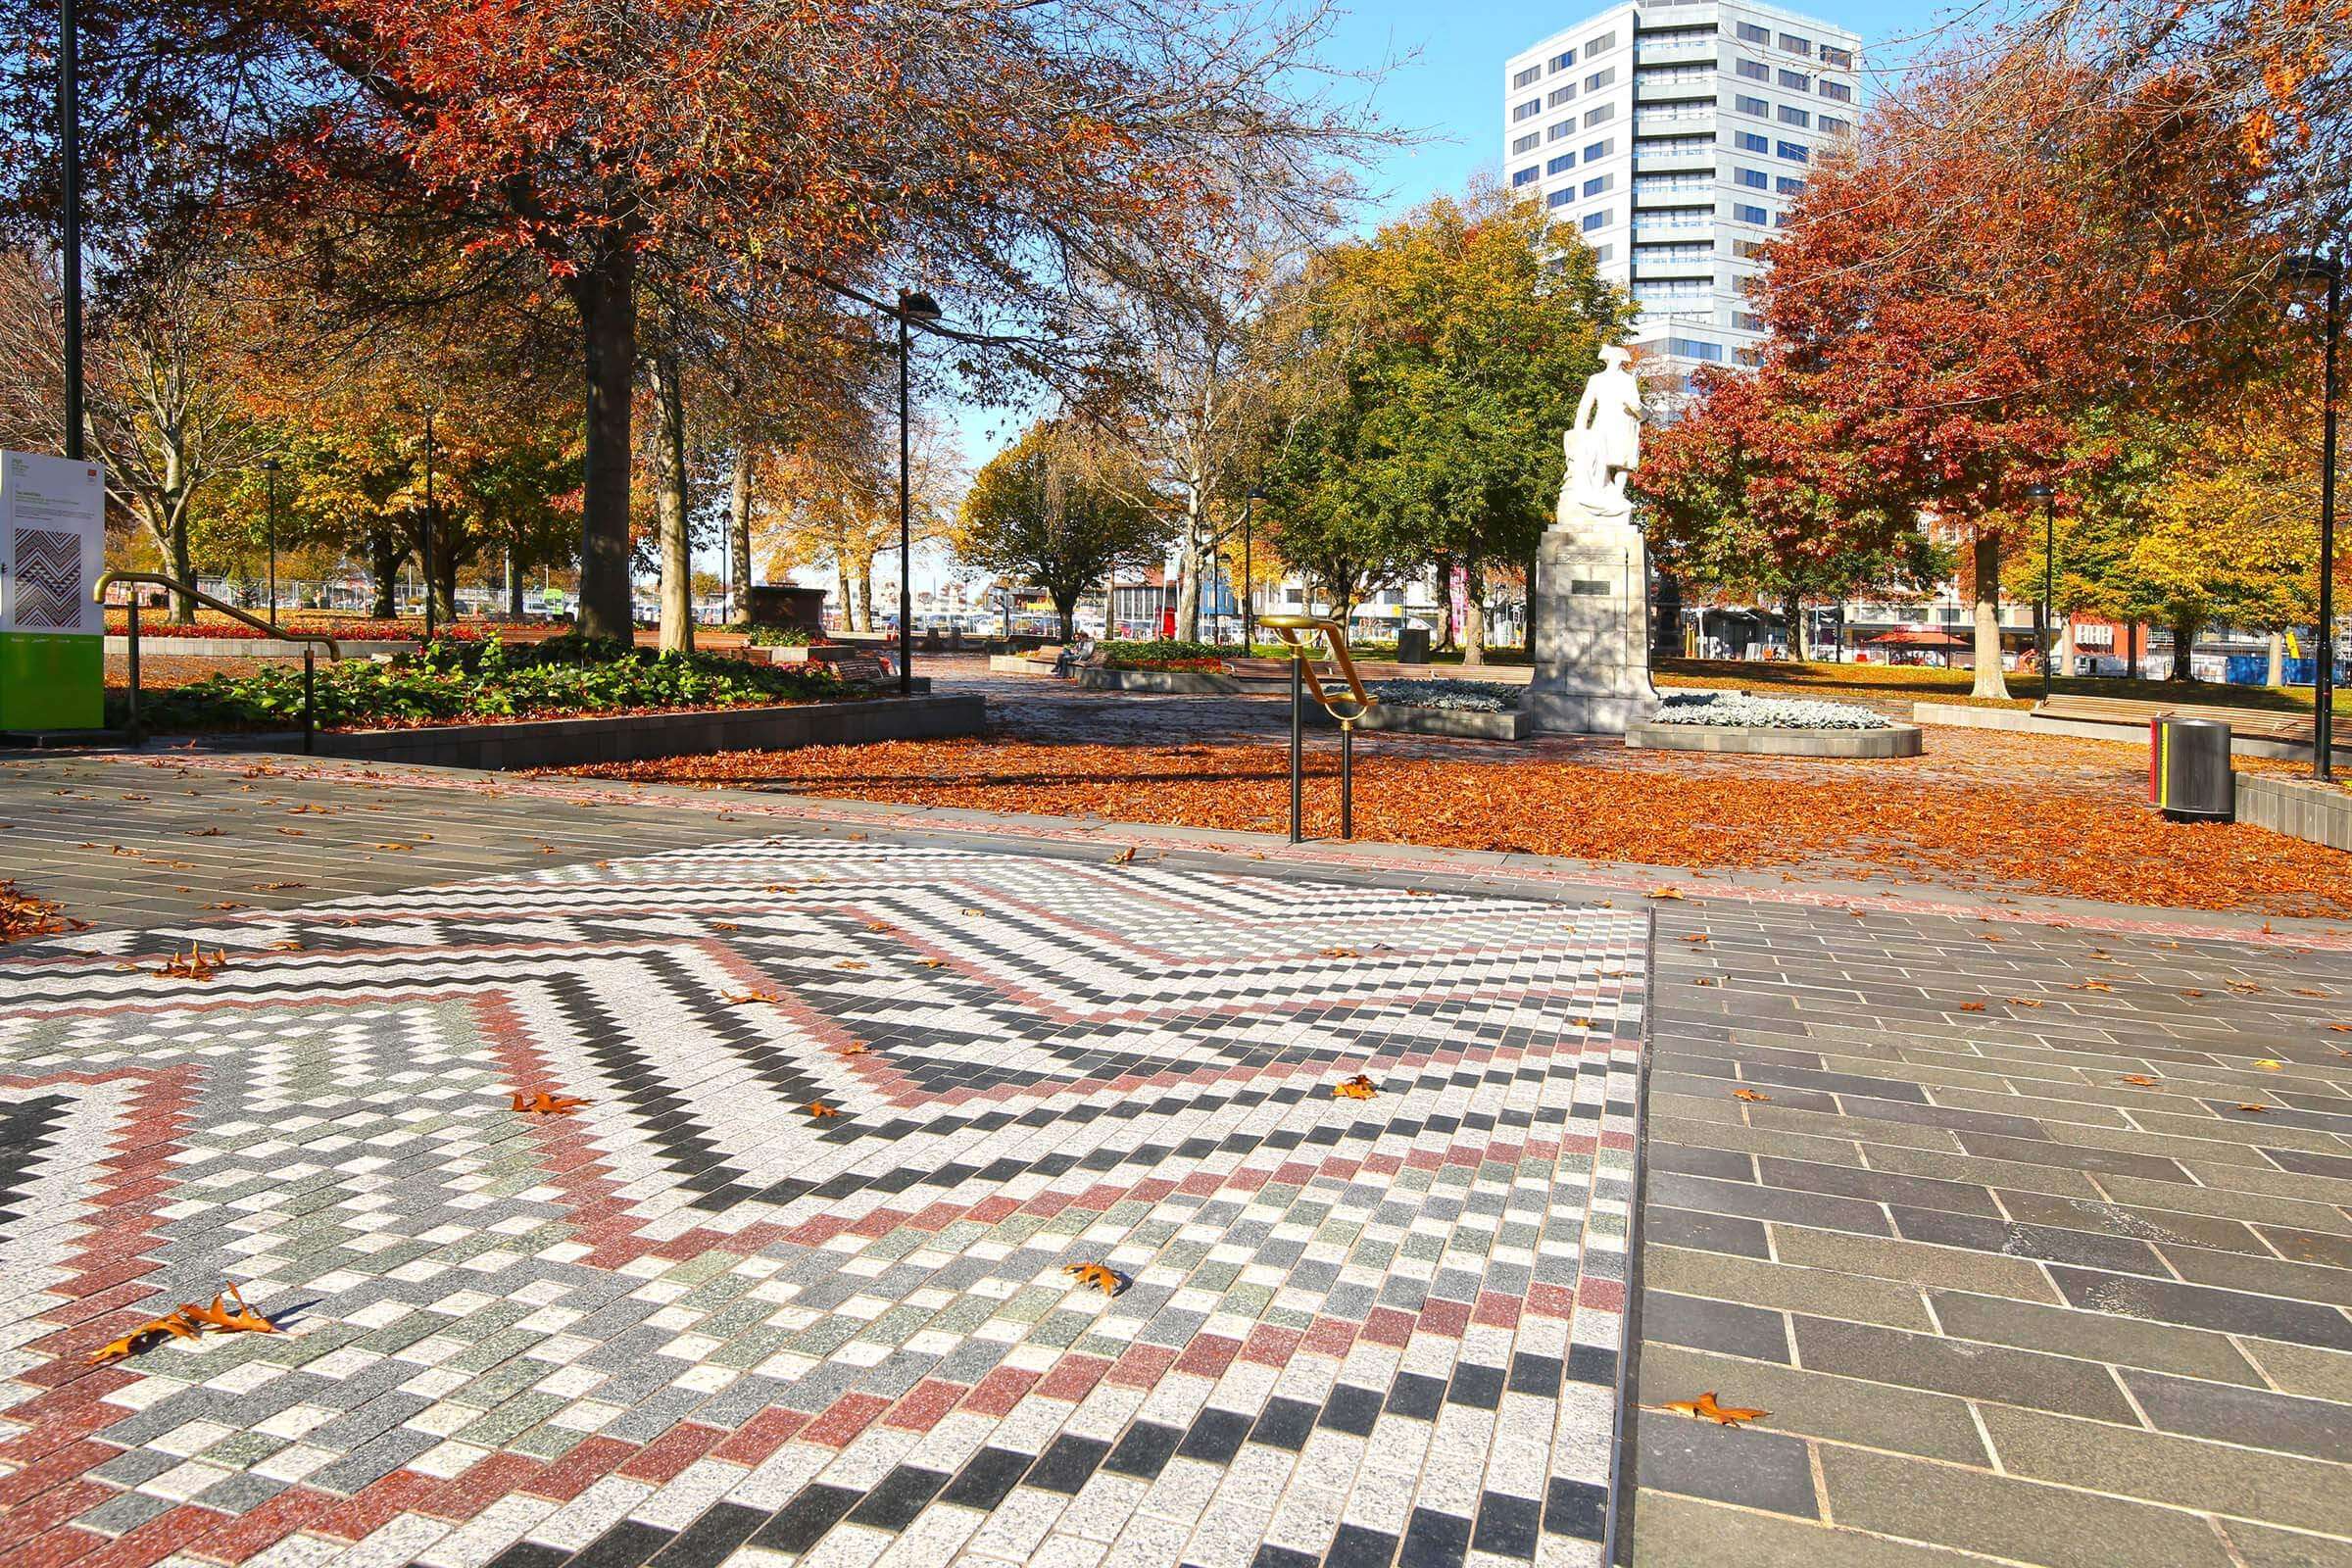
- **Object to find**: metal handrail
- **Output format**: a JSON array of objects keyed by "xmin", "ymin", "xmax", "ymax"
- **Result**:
[
  {"xmin": 1259, "ymin": 613, "xmax": 1377, "ymax": 842},
  {"xmin": 96, "ymin": 570, "xmax": 342, "ymax": 752}
]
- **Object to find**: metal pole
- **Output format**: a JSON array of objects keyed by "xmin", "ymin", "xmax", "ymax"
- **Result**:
[
  {"xmin": 422, "ymin": 408, "xmax": 438, "ymax": 643},
  {"xmin": 1243, "ymin": 497, "xmax": 1254, "ymax": 649},
  {"xmin": 1288, "ymin": 652, "xmax": 1304, "ymax": 844},
  {"xmin": 124, "ymin": 594, "xmax": 140, "ymax": 735},
  {"xmin": 59, "ymin": 0, "xmax": 82, "ymax": 461},
  {"xmin": 266, "ymin": 465, "xmax": 279, "ymax": 634},
  {"xmin": 302, "ymin": 647, "xmax": 315, "ymax": 755},
  {"xmin": 1339, "ymin": 720, "xmax": 1353, "ymax": 841},
  {"xmin": 897, "ymin": 295, "xmax": 913, "ymax": 698},
  {"xmin": 2318, "ymin": 264, "xmax": 2340, "ymax": 782},
  {"xmin": 2042, "ymin": 491, "xmax": 2054, "ymax": 705}
]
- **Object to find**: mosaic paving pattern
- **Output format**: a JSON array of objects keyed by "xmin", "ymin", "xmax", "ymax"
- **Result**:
[{"xmin": 0, "ymin": 840, "xmax": 1645, "ymax": 1568}]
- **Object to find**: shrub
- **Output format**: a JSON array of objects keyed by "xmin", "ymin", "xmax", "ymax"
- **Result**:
[
  {"xmin": 1100, "ymin": 639, "xmax": 1227, "ymax": 667},
  {"xmin": 122, "ymin": 635, "xmax": 853, "ymax": 732},
  {"xmin": 1365, "ymin": 678, "xmax": 1524, "ymax": 712}
]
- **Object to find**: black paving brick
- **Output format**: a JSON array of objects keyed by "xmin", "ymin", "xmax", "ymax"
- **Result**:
[{"xmin": 1640, "ymin": 1291, "xmax": 1790, "ymax": 1363}]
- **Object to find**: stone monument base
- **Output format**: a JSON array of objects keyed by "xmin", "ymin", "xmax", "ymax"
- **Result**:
[{"xmin": 1528, "ymin": 509, "xmax": 1661, "ymax": 737}]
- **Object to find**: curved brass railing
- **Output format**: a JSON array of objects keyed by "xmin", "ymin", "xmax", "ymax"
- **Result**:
[
  {"xmin": 1258, "ymin": 612, "xmax": 1378, "ymax": 842},
  {"xmin": 96, "ymin": 571, "xmax": 343, "ymax": 751}
]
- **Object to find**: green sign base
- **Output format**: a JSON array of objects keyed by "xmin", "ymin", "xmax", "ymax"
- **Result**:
[{"xmin": 0, "ymin": 633, "xmax": 105, "ymax": 731}]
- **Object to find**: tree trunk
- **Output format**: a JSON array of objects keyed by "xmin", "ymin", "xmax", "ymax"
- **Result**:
[
  {"xmin": 367, "ymin": 530, "xmax": 404, "ymax": 618},
  {"xmin": 1784, "ymin": 592, "xmax": 1810, "ymax": 662},
  {"xmin": 1054, "ymin": 592, "xmax": 1078, "ymax": 643},
  {"xmin": 1460, "ymin": 565, "xmax": 1487, "ymax": 667},
  {"xmin": 1173, "ymin": 504, "xmax": 1204, "ymax": 643},
  {"xmin": 432, "ymin": 548, "xmax": 460, "ymax": 626},
  {"xmin": 569, "ymin": 252, "xmax": 638, "ymax": 643},
  {"xmin": 2054, "ymin": 616, "xmax": 2074, "ymax": 678},
  {"xmin": 1435, "ymin": 555, "xmax": 1455, "ymax": 649},
  {"xmin": 2267, "ymin": 631, "xmax": 2284, "ymax": 688},
  {"xmin": 729, "ymin": 452, "xmax": 754, "ymax": 618},
  {"xmin": 508, "ymin": 549, "xmax": 525, "ymax": 617},
  {"xmin": 1968, "ymin": 534, "xmax": 2010, "ymax": 700},
  {"xmin": 855, "ymin": 571, "xmax": 874, "ymax": 633},
  {"xmin": 835, "ymin": 564, "xmax": 853, "ymax": 632},
  {"xmin": 2169, "ymin": 620, "xmax": 2198, "ymax": 681},
  {"xmin": 650, "ymin": 343, "xmax": 694, "ymax": 653}
]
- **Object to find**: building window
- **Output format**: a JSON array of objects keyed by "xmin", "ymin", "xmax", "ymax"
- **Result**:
[
  {"xmin": 1820, "ymin": 79, "xmax": 1854, "ymax": 102},
  {"xmin": 1585, "ymin": 137, "xmax": 1614, "ymax": 160},
  {"xmin": 1547, "ymin": 152, "xmax": 1576, "ymax": 174},
  {"xmin": 1820, "ymin": 114, "xmax": 1851, "ymax": 135},
  {"xmin": 1735, "ymin": 92, "xmax": 1769, "ymax": 116},
  {"xmin": 1779, "ymin": 32, "xmax": 1812, "ymax": 55},
  {"xmin": 1513, "ymin": 99, "xmax": 1541, "ymax": 122},
  {"xmin": 1513, "ymin": 66, "xmax": 1541, "ymax": 88},
  {"xmin": 1778, "ymin": 68, "xmax": 1810, "ymax": 89},
  {"xmin": 1776, "ymin": 174, "xmax": 1805, "ymax": 193},
  {"xmin": 1512, "ymin": 166, "xmax": 1540, "ymax": 187},
  {"xmin": 1584, "ymin": 173, "xmax": 1611, "ymax": 196},
  {"xmin": 1779, "ymin": 104, "xmax": 1810, "ymax": 126},
  {"xmin": 1778, "ymin": 140, "xmax": 1808, "ymax": 162},
  {"xmin": 1583, "ymin": 210, "xmax": 1609, "ymax": 231},
  {"xmin": 1732, "ymin": 237, "xmax": 1768, "ymax": 258},
  {"xmin": 1512, "ymin": 132, "xmax": 1540, "ymax": 154},
  {"xmin": 1585, "ymin": 103, "xmax": 1615, "ymax": 126},
  {"xmin": 1734, "ymin": 311, "xmax": 1764, "ymax": 330},
  {"xmin": 1548, "ymin": 85, "xmax": 1576, "ymax": 107},
  {"xmin": 1736, "ymin": 59, "xmax": 1769, "ymax": 81},
  {"xmin": 1591, "ymin": 243, "xmax": 1614, "ymax": 262},
  {"xmin": 1736, "ymin": 130, "xmax": 1769, "ymax": 152},
  {"xmin": 1548, "ymin": 189, "xmax": 1575, "ymax": 208},
  {"xmin": 1587, "ymin": 29, "xmax": 1616, "ymax": 52},
  {"xmin": 1820, "ymin": 45, "xmax": 1853, "ymax": 69},
  {"xmin": 1733, "ymin": 202, "xmax": 1769, "ymax": 223},
  {"xmin": 1664, "ymin": 336, "xmax": 1726, "ymax": 361},
  {"xmin": 1551, "ymin": 49, "xmax": 1577, "ymax": 72},
  {"xmin": 1775, "ymin": 210, "xmax": 1793, "ymax": 225},
  {"xmin": 1734, "ymin": 21, "xmax": 1769, "ymax": 43},
  {"xmin": 1585, "ymin": 67, "xmax": 1616, "ymax": 90},
  {"xmin": 1736, "ymin": 166, "xmax": 1768, "ymax": 188},
  {"xmin": 1548, "ymin": 120, "xmax": 1576, "ymax": 141}
]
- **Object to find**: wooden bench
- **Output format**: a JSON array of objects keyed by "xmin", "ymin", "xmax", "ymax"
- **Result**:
[{"xmin": 2036, "ymin": 693, "xmax": 2317, "ymax": 744}]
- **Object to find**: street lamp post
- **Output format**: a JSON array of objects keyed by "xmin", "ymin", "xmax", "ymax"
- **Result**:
[
  {"xmin": 1243, "ymin": 487, "xmax": 1261, "ymax": 650},
  {"xmin": 2025, "ymin": 482, "xmax": 2055, "ymax": 704},
  {"xmin": 421, "ymin": 407, "xmax": 439, "ymax": 642},
  {"xmin": 59, "ymin": 0, "xmax": 82, "ymax": 461},
  {"xmin": 896, "ymin": 289, "xmax": 942, "ymax": 697},
  {"xmin": 2286, "ymin": 253, "xmax": 2341, "ymax": 782},
  {"xmin": 263, "ymin": 458, "xmax": 281, "ymax": 632}
]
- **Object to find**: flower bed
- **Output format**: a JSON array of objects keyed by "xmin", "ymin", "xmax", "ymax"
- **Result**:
[
  {"xmin": 123, "ymin": 636, "xmax": 850, "ymax": 733},
  {"xmin": 1365, "ymin": 678, "xmax": 1524, "ymax": 714},
  {"xmin": 1107, "ymin": 657, "xmax": 1228, "ymax": 673},
  {"xmin": 105, "ymin": 612, "xmax": 512, "ymax": 642},
  {"xmin": 1651, "ymin": 691, "xmax": 1890, "ymax": 730}
]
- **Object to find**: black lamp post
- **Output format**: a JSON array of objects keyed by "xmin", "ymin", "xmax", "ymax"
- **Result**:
[
  {"xmin": 262, "ymin": 458, "xmax": 281, "ymax": 632},
  {"xmin": 421, "ymin": 406, "xmax": 439, "ymax": 642},
  {"xmin": 58, "ymin": 0, "xmax": 81, "ymax": 462},
  {"xmin": 1243, "ymin": 486, "xmax": 1262, "ymax": 650},
  {"xmin": 896, "ymin": 289, "xmax": 942, "ymax": 695},
  {"xmin": 2024, "ymin": 482, "xmax": 2055, "ymax": 703},
  {"xmin": 2286, "ymin": 253, "xmax": 2341, "ymax": 782}
]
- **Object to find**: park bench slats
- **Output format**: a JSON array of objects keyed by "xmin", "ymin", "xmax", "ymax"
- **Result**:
[{"xmin": 2036, "ymin": 693, "xmax": 2316, "ymax": 743}]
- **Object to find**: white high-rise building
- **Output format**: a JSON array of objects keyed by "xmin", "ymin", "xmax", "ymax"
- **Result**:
[{"xmin": 1502, "ymin": 2, "xmax": 1861, "ymax": 393}]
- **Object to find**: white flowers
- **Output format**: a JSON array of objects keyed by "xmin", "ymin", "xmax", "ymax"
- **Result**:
[{"xmin": 1650, "ymin": 691, "xmax": 1890, "ymax": 730}]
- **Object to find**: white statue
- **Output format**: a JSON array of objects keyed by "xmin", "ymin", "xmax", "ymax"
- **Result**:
[{"xmin": 1562, "ymin": 345, "xmax": 1642, "ymax": 519}]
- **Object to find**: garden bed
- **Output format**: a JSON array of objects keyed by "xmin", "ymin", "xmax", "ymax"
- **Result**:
[
  {"xmin": 1631, "ymin": 690, "xmax": 1919, "ymax": 756},
  {"xmin": 1077, "ymin": 667, "xmax": 1243, "ymax": 695}
]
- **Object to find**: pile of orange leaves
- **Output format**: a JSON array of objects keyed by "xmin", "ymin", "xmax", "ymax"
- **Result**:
[
  {"xmin": 155, "ymin": 943, "xmax": 228, "ymax": 981},
  {"xmin": 1, "ymin": 880, "xmax": 85, "ymax": 946},
  {"xmin": 89, "ymin": 1285, "xmax": 278, "ymax": 1364}
]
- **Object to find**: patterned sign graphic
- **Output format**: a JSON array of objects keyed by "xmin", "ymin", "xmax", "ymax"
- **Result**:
[{"xmin": 10, "ymin": 526, "xmax": 84, "ymax": 629}]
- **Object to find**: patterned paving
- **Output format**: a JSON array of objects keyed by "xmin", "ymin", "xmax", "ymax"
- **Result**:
[{"xmin": 0, "ymin": 838, "xmax": 1646, "ymax": 1568}]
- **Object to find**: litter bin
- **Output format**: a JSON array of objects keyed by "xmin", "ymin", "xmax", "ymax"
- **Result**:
[
  {"xmin": 1396, "ymin": 626, "xmax": 1431, "ymax": 664},
  {"xmin": 2149, "ymin": 715, "xmax": 2233, "ymax": 822}
]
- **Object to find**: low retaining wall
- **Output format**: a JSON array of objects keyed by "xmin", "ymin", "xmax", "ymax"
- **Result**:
[
  {"xmin": 1348, "ymin": 704, "xmax": 1528, "ymax": 741},
  {"xmin": 989, "ymin": 654, "xmax": 1061, "ymax": 676},
  {"xmin": 1628, "ymin": 720, "xmax": 1924, "ymax": 758},
  {"xmin": 1076, "ymin": 667, "xmax": 1242, "ymax": 696},
  {"xmin": 1913, "ymin": 701, "xmax": 2312, "ymax": 761},
  {"xmin": 2237, "ymin": 774, "xmax": 2351, "ymax": 852},
  {"xmin": 280, "ymin": 695, "xmax": 984, "ymax": 770},
  {"xmin": 108, "ymin": 635, "xmax": 416, "ymax": 659}
]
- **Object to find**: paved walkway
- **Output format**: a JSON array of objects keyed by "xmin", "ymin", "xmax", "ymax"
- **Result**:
[{"xmin": 5, "ymin": 751, "xmax": 2352, "ymax": 1568}]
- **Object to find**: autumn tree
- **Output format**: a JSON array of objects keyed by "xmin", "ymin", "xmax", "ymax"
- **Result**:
[
  {"xmin": 0, "ymin": 0, "xmax": 1381, "ymax": 646},
  {"xmin": 1250, "ymin": 186, "xmax": 1635, "ymax": 661},
  {"xmin": 955, "ymin": 420, "xmax": 1164, "ymax": 640},
  {"xmin": 760, "ymin": 413, "xmax": 959, "ymax": 634}
]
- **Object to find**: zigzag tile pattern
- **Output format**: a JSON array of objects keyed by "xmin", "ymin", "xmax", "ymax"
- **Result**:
[
  {"xmin": 9, "ymin": 525, "xmax": 84, "ymax": 629},
  {"xmin": 0, "ymin": 839, "xmax": 1645, "ymax": 1567}
]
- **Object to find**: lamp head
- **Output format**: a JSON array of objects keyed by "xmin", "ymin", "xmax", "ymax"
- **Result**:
[
  {"xmin": 2283, "ymin": 252, "xmax": 2343, "ymax": 283},
  {"xmin": 900, "ymin": 290, "xmax": 945, "ymax": 323},
  {"xmin": 263, "ymin": 458, "xmax": 282, "ymax": 473}
]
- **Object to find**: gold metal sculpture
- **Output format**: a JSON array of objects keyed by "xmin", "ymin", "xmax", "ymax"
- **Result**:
[{"xmin": 1259, "ymin": 613, "xmax": 1376, "ymax": 842}]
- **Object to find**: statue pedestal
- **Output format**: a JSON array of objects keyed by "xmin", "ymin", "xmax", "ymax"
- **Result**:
[{"xmin": 1529, "ymin": 506, "xmax": 1660, "ymax": 736}]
